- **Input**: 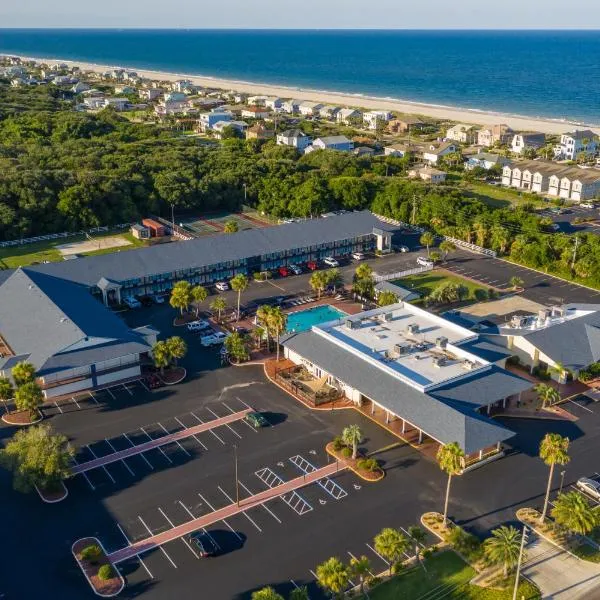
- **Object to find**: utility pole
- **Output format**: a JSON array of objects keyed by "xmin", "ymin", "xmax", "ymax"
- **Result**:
[
  {"xmin": 243, "ymin": 183, "xmax": 247, "ymax": 203},
  {"xmin": 512, "ymin": 525, "xmax": 528, "ymax": 600},
  {"xmin": 171, "ymin": 203, "xmax": 175, "ymax": 234},
  {"xmin": 571, "ymin": 236, "xmax": 579, "ymax": 272},
  {"xmin": 411, "ymin": 194, "xmax": 418, "ymax": 225},
  {"xmin": 233, "ymin": 444, "xmax": 240, "ymax": 507}
]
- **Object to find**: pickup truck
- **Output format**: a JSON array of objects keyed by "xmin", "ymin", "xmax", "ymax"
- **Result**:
[{"xmin": 200, "ymin": 331, "xmax": 230, "ymax": 347}]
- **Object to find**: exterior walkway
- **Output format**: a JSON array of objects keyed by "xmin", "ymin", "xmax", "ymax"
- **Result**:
[
  {"xmin": 71, "ymin": 408, "xmax": 252, "ymax": 475},
  {"xmin": 106, "ymin": 461, "xmax": 348, "ymax": 564}
]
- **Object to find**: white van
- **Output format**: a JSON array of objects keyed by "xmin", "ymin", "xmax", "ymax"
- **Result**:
[
  {"xmin": 417, "ymin": 256, "xmax": 434, "ymax": 267},
  {"xmin": 200, "ymin": 331, "xmax": 229, "ymax": 347}
]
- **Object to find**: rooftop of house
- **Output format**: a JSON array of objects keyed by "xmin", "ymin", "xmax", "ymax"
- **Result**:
[
  {"xmin": 317, "ymin": 135, "xmax": 352, "ymax": 145},
  {"xmin": 279, "ymin": 129, "xmax": 308, "ymax": 138},
  {"xmin": 564, "ymin": 129, "xmax": 598, "ymax": 140}
]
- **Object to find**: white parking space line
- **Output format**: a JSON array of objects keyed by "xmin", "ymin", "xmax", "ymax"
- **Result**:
[
  {"xmin": 158, "ymin": 422, "xmax": 191, "ymax": 457},
  {"xmin": 122, "ymin": 384, "xmax": 134, "ymax": 396},
  {"xmin": 348, "ymin": 551, "xmax": 375, "ymax": 577},
  {"xmin": 197, "ymin": 492, "xmax": 242, "ymax": 540},
  {"xmin": 122, "ymin": 433, "xmax": 154, "ymax": 470},
  {"xmin": 366, "ymin": 543, "xmax": 390, "ymax": 566},
  {"xmin": 86, "ymin": 444, "xmax": 116, "ymax": 483},
  {"xmin": 139, "ymin": 379, "xmax": 150, "ymax": 392},
  {"xmin": 400, "ymin": 526, "xmax": 426, "ymax": 548},
  {"xmin": 175, "ymin": 416, "xmax": 208, "ymax": 450},
  {"xmin": 138, "ymin": 516, "xmax": 177, "ymax": 568},
  {"xmin": 238, "ymin": 480, "xmax": 281, "ymax": 523},
  {"xmin": 290, "ymin": 580, "xmax": 300, "ymax": 589},
  {"xmin": 217, "ymin": 486, "xmax": 262, "ymax": 532},
  {"xmin": 88, "ymin": 391, "xmax": 100, "ymax": 405},
  {"xmin": 72, "ymin": 457, "xmax": 95, "ymax": 490},
  {"xmin": 224, "ymin": 402, "xmax": 258, "ymax": 432},
  {"xmin": 105, "ymin": 387, "xmax": 116, "ymax": 400},
  {"xmin": 236, "ymin": 396, "xmax": 253, "ymax": 411},
  {"xmin": 54, "ymin": 401, "xmax": 64, "ymax": 414},
  {"xmin": 140, "ymin": 427, "xmax": 173, "ymax": 463},
  {"xmin": 569, "ymin": 399, "xmax": 594, "ymax": 413},
  {"xmin": 206, "ymin": 407, "xmax": 242, "ymax": 439},
  {"xmin": 190, "ymin": 412, "xmax": 225, "ymax": 445},
  {"xmin": 71, "ymin": 396, "xmax": 82, "ymax": 409},
  {"xmin": 105, "ymin": 438, "xmax": 135, "ymax": 476},
  {"xmin": 178, "ymin": 501, "xmax": 221, "ymax": 551},
  {"xmin": 158, "ymin": 507, "xmax": 199, "ymax": 558},
  {"xmin": 137, "ymin": 555, "xmax": 154, "ymax": 579}
]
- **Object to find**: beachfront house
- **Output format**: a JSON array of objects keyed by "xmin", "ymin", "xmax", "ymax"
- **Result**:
[
  {"xmin": 264, "ymin": 97, "xmax": 283, "ymax": 111},
  {"xmin": 198, "ymin": 111, "xmax": 233, "ymax": 132},
  {"xmin": 446, "ymin": 124, "xmax": 478, "ymax": 145},
  {"xmin": 511, "ymin": 132, "xmax": 546, "ymax": 155},
  {"xmin": 408, "ymin": 165, "xmax": 447, "ymax": 183},
  {"xmin": 477, "ymin": 124, "xmax": 514, "ymax": 147},
  {"xmin": 282, "ymin": 99, "xmax": 301, "ymax": 114},
  {"xmin": 139, "ymin": 88, "xmax": 163, "ymax": 101},
  {"xmin": 306, "ymin": 135, "xmax": 354, "ymax": 153},
  {"xmin": 422, "ymin": 141, "xmax": 459, "ymax": 165},
  {"xmin": 557, "ymin": 130, "xmax": 599, "ymax": 161},
  {"xmin": 465, "ymin": 152, "xmax": 511, "ymax": 171},
  {"xmin": 337, "ymin": 108, "xmax": 363, "ymax": 125},
  {"xmin": 387, "ymin": 117, "xmax": 425, "ymax": 134},
  {"xmin": 319, "ymin": 105, "xmax": 341, "ymax": 120},
  {"xmin": 247, "ymin": 95, "xmax": 268, "ymax": 106},
  {"xmin": 363, "ymin": 110, "xmax": 392, "ymax": 130},
  {"xmin": 299, "ymin": 101, "xmax": 324, "ymax": 117},
  {"xmin": 241, "ymin": 106, "xmax": 271, "ymax": 119},
  {"xmin": 172, "ymin": 79, "xmax": 194, "ymax": 92},
  {"xmin": 276, "ymin": 129, "xmax": 312, "ymax": 151}
]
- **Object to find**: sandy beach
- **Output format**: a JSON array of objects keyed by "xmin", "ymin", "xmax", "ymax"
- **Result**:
[{"xmin": 18, "ymin": 55, "xmax": 600, "ymax": 135}]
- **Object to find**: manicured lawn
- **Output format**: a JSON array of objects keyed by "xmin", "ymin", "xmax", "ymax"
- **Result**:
[
  {"xmin": 391, "ymin": 269, "xmax": 489, "ymax": 302},
  {"xmin": 369, "ymin": 551, "xmax": 540, "ymax": 600}
]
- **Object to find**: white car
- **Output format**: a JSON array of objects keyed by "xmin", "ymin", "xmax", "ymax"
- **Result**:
[
  {"xmin": 123, "ymin": 296, "xmax": 141, "ymax": 309},
  {"xmin": 323, "ymin": 257, "xmax": 339, "ymax": 267},
  {"xmin": 351, "ymin": 252, "xmax": 365, "ymax": 261},
  {"xmin": 289, "ymin": 264, "xmax": 302, "ymax": 275},
  {"xmin": 580, "ymin": 202, "xmax": 595, "ymax": 209},
  {"xmin": 576, "ymin": 477, "xmax": 600, "ymax": 500},
  {"xmin": 215, "ymin": 281, "xmax": 230, "ymax": 292},
  {"xmin": 187, "ymin": 320, "xmax": 211, "ymax": 332},
  {"xmin": 201, "ymin": 331, "xmax": 230, "ymax": 347},
  {"xmin": 417, "ymin": 256, "xmax": 434, "ymax": 267},
  {"xmin": 397, "ymin": 245, "xmax": 409, "ymax": 253}
]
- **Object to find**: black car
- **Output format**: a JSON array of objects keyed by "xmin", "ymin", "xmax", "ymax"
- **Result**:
[{"xmin": 187, "ymin": 531, "xmax": 218, "ymax": 557}]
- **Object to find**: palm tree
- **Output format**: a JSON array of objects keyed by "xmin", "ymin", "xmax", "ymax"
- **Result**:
[
  {"xmin": 169, "ymin": 280, "xmax": 193, "ymax": 315},
  {"xmin": 534, "ymin": 383, "xmax": 560, "ymax": 409},
  {"xmin": 473, "ymin": 219, "xmax": 488, "ymax": 248},
  {"xmin": 166, "ymin": 336, "xmax": 187, "ymax": 366},
  {"xmin": 407, "ymin": 525, "xmax": 427, "ymax": 568},
  {"xmin": 373, "ymin": 528, "xmax": 409, "ymax": 575},
  {"xmin": 152, "ymin": 340, "xmax": 171, "ymax": 374},
  {"xmin": 348, "ymin": 555, "xmax": 371, "ymax": 597},
  {"xmin": 289, "ymin": 586, "xmax": 309, "ymax": 600},
  {"xmin": 268, "ymin": 306, "xmax": 287, "ymax": 362},
  {"xmin": 436, "ymin": 441, "xmax": 465, "ymax": 525},
  {"xmin": 325, "ymin": 268, "xmax": 343, "ymax": 293},
  {"xmin": 224, "ymin": 332, "xmax": 249, "ymax": 363},
  {"xmin": 483, "ymin": 525, "xmax": 522, "ymax": 578},
  {"xmin": 252, "ymin": 326, "xmax": 265, "ymax": 350},
  {"xmin": 315, "ymin": 556, "xmax": 348, "ymax": 599},
  {"xmin": 509, "ymin": 276, "xmax": 524, "ymax": 290},
  {"xmin": 256, "ymin": 305, "xmax": 273, "ymax": 350},
  {"xmin": 439, "ymin": 240, "xmax": 456, "ymax": 261},
  {"xmin": 539, "ymin": 433, "xmax": 570, "ymax": 522},
  {"xmin": 11, "ymin": 361, "xmax": 36, "ymax": 386},
  {"xmin": 420, "ymin": 232, "xmax": 435, "ymax": 256},
  {"xmin": 224, "ymin": 219, "xmax": 239, "ymax": 233},
  {"xmin": 250, "ymin": 587, "xmax": 284, "ymax": 600},
  {"xmin": 0, "ymin": 377, "xmax": 14, "ymax": 414},
  {"xmin": 14, "ymin": 381, "xmax": 43, "ymax": 420},
  {"xmin": 210, "ymin": 297, "xmax": 227, "ymax": 322},
  {"xmin": 310, "ymin": 271, "xmax": 329, "ymax": 300},
  {"xmin": 490, "ymin": 225, "xmax": 511, "ymax": 254},
  {"xmin": 551, "ymin": 491, "xmax": 598, "ymax": 535},
  {"xmin": 377, "ymin": 290, "xmax": 398, "ymax": 306},
  {"xmin": 191, "ymin": 285, "xmax": 208, "ymax": 317},
  {"xmin": 342, "ymin": 425, "xmax": 362, "ymax": 459},
  {"xmin": 230, "ymin": 273, "xmax": 249, "ymax": 321},
  {"xmin": 353, "ymin": 264, "xmax": 375, "ymax": 299}
]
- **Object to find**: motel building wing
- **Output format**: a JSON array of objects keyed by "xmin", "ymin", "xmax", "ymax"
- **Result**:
[{"xmin": 281, "ymin": 303, "xmax": 533, "ymax": 469}]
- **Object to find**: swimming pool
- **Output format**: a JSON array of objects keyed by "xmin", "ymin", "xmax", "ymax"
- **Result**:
[{"xmin": 286, "ymin": 304, "xmax": 347, "ymax": 333}]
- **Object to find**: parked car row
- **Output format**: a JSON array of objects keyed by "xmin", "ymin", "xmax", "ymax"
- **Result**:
[{"xmin": 123, "ymin": 294, "xmax": 166, "ymax": 309}]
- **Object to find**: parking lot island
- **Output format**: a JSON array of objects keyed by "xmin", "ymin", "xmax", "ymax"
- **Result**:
[{"xmin": 72, "ymin": 537, "xmax": 124, "ymax": 597}]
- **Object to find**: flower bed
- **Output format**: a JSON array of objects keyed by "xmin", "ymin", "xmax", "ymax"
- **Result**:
[
  {"xmin": 72, "ymin": 537, "xmax": 124, "ymax": 597},
  {"xmin": 36, "ymin": 480, "xmax": 68, "ymax": 503},
  {"xmin": 325, "ymin": 442, "xmax": 384, "ymax": 482},
  {"xmin": 1, "ymin": 409, "xmax": 43, "ymax": 426},
  {"xmin": 158, "ymin": 367, "xmax": 186, "ymax": 385}
]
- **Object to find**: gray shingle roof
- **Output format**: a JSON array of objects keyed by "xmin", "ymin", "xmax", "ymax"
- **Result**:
[
  {"xmin": 24, "ymin": 211, "xmax": 397, "ymax": 288},
  {"xmin": 282, "ymin": 330, "xmax": 523, "ymax": 454}
]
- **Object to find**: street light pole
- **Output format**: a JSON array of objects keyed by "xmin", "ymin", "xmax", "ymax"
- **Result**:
[
  {"xmin": 233, "ymin": 444, "xmax": 239, "ymax": 506},
  {"xmin": 512, "ymin": 525, "xmax": 528, "ymax": 600},
  {"xmin": 170, "ymin": 203, "xmax": 175, "ymax": 233},
  {"xmin": 559, "ymin": 470, "xmax": 566, "ymax": 495}
]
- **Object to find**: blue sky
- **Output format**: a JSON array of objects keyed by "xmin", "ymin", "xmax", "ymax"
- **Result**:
[{"xmin": 2, "ymin": 0, "xmax": 599, "ymax": 28}]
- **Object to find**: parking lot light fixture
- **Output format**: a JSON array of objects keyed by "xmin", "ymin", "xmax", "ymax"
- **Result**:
[
  {"xmin": 234, "ymin": 444, "xmax": 240, "ymax": 507},
  {"xmin": 559, "ymin": 470, "xmax": 566, "ymax": 495}
]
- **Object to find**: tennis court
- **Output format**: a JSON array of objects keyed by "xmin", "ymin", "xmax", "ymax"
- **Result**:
[{"xmin": 178, "ymin": 211, "xmax": 273, "ymax": 237}]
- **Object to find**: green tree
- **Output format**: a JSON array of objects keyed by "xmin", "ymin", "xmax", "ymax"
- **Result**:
[
  {"xmin": 97, "ymin": 564, "xmax": 116, "ymax": 581},
  {"xmin": 230, "ymin": 273, "xmax": 249, "ymax": 321},
  {"xmin": 509, "ymin": 276, "xmax": 524, "ymax": 290},
  {"xmin": 224, "ymin": 332, "xmax": 250, "ymax": 363},
  {"xmin": 348, "ymin": 555, "xmax": 371, "ymax": 597},
  {"xmin": 483, "ymin": 525, "xmax": 522, "ymax": 577},
  {"xmin": 14, "ymin": 381, "xmax": 43, "ymax": 420},
  {"xmin": 325, "ymin": 268, "xmax": 343, "ymax": 292},
  {"xmin": 210, "ymin": 296, "xmax": 227, "ymax": 322},
  {"xmin": 342, "ymin": 424, "xmax": 362, "ymax": 460},
  {"xmin": 551, "ymin": 491, "xmax": 598, "ymax": 535},
  {"xmin": 166, "ymin": 336, "xmax": 187, "ymax": 366},
  {"xmin": 436, "ymin": 441, "xmax": 465, "ymax": 525},
  {"xmin": 0, "ymin": 424, "xmax": 73, "ymax": 493},
  {"xmin": 315, "ymin": 556, "xmax": 348, "ymax": 599},
  {"xmin": 539, "ymin": 433, "xmax": 570, "ymax": 522},
  {"xmin": 377, "ymin": 290, "xmax": 398, "ymax": 306},
  {"xmin": 250, "ymin": 587, "xmax": 284, "ymax": 600},
  {"xmin": 289, "ymin": 586, "xmax": 309, "ymax": 600},
  {"xmin": 374, "ymin": 528, "xmax": 409, "ymax": 575},
  {"xmin": 268, "ymin": 306, "xmax": 287, "ymax": 362},
  {"xmin": 428, "ymin": 281, "xmax": 469, "ymax": 305},
  {"xmin": 12, "ymin": 361, "xmax": 36, "ymax": 386},
  {"xmin": 439, "ymin": 240, "xmax": 456, "ymax": 261},
  {"xmin": 191, "ymin": 285, "xmax": 208, "ymax": 317},
  {"xmin": 169, "ymin": 280, "xmax": 193, "ymax": 315},
  {"xmin": 256, "ymin": 305, "xmax": 273, "ymax": 349},
  {"xmin": 430, "ymin": 250, "xmax": 442, "ymax": 263},
  {"xmin": 420, "ymin": 231, "xmax": 435, "ymax": 256},
  {"xmin": 310, "ymin": 270, "xmax": 329, "ymax": 300},
  {"xmin": 407, "ymin": 525, "xmax": 427, "ymax": 568},
  {"xmin": 224, "ymin": 219, "xmax": 239, "ymax": 233},
  {"xmin": 534, "ymin": 383, "xmax": 560, "ymax": 409},
  {"xmin": 353, "ymin": 263, "xmax": 375, "ymax": 299},
  {"xmin": 152, "ymin": 340, "xmax": 170, "ymax": 374},
  {"xmin": 0, "ymin": 377, "xmax": 14, "ymax": 413}
]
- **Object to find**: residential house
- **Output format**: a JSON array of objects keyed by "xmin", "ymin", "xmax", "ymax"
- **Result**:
[
  {"xmin": 247, "ymin": 95, "xmax": 268, "ymax": 106},
  {"xmin": 213, "ymin": 120, "xmax": 249, "ymax": 138},
  {"xmin": 557, "ymin": 130, "xmax": 599, "ymax": 161},
  {"xmin": 446, "ymin": 124, "xmax": 478, "ymax": 145},
  {"xmin": 83, "ymin": 97, "xmax": 106, "ymax": 110},
  {"xmin": 241, "ymin": 106, "xmax": 271, "ymax": 119},
  {"xmin": 363, "ymin": 110, "xmax": 392, "ymax": 130},
  {"xmin": 548, "ymin": 167, "xmax": 600, "ymax": 201},
  {"xmin": 511, "ymin": 132, "xmax": 546, "ymax": 155},
  {"xmin": 384, "ymin": 143, "xmax": 419, "ymax": 158},
  {"xmin": 307, "ymin": 135, "xmax": 354, "ymax": 153},
  {"xmin": 477, "ymin": 124, "xmax": 514, "ymax": 148},
  {"xmin": 299, "ymin": 101, "xmax": 324, "ymax": 117},
  {"xmin": 233, "ymin": 93, "xmax": 248, "ymax": 104},
  {"xmin": 245, "ymin": 123, "xmax": 275, "ymax": 140},
  {"xmin": 387, "ymin": 117, "xmax": 425, "ymax": 134},
  {"xmin": 264, "ymin": 97, "xmax": 283, "ymax": 111},
  {"xmin": 276, "ymin": 129, "xmax": 312, "ymax": 151},
  {"xmin": 337, "ymin": 108, "xmax": 363, "ymax": 125},
  {"xmin": 139, "ymin": 88, "xmax": 163, "ymax": 101},
  {"xmin": 353, "ymin": 146, "xmax": 376, "ymax": 157},
  {"xmin": 422, "ymin": 141, "xmax": 459, "ymax": 165},
  {"xmin": 154, "ymin": 100, "xmax": 192, "ymax": 116},
  {"xmin": 465, "ymin": 152, "xmax": 511, "ymax": 171},
  {"xmin": 198, "ymin": 111, "xmax": 233, "ymax": 132},
  {"xmin": 408, "ymin": 166, "xmax": 447, "ymax": 184},
  {"xmin": 319, "ymin": 105, "xmax": 341, "ymax": 120},
  {"xmin": 102, "ymin": 97, "xmax": 130, "ymax": 111},
  {"xmin": 115, "ymin": 85, "xmax": 136, "ymax": 95},
  {"xmin": 172, "ymin": 79, "xmax": 194, "ymax": 92},
  {"xmin": 281, "ymin": 99, "xmax": 301, "ymax": 114},
  {"xmin": 164, "ymin": 91, "xmax": 187, "ymax": 103},
  {"xmin": 71, "ymin": 82, "xmax": 91, "ymax": 94}
]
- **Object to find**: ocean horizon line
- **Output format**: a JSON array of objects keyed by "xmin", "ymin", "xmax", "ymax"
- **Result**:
[{"xmin": 2, "ymin": 27, "xmax": 600, "ymax": 31}]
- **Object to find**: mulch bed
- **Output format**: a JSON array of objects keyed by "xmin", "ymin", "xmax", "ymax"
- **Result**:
[
  {"xmin": 36, "ymin": 481, "xmax": 68, "ymax": 503},
  {"xmin": 72, "ymin": 537, "xmax": 124, "ymax": 597},
  {"xmin": 1, "ymin": 409, "xmax": 42, "ymax": 426},
  {"xmin": 325, "ymin": 442, "xmax": 384, "ymax": 482},
  {"xmin": 173, "ymin": 313, "xmax": 197, "ymax": 326},
  {"xmin": 158, "ymin": 367, "xmax": 186, "ymax": 385}
]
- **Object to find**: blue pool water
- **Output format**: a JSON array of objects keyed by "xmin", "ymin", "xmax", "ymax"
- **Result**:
[{"xmin": 286, "ymin": 305, "xmax": 346, "ymax": 333}]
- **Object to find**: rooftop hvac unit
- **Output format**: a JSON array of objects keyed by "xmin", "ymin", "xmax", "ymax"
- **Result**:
[
  {"xmin": 462, "ymin": 359, "xmax": 477, "ymax": 371},
  {"xmin": 552, "ymin": 305, "xmax": 566, "ymax": 318},
  {"xmin": 538, "ymin": 308, "xmax": 551, "ymax": 322},
  {"xmin": 510, "ymin": 315, "xmax": 527, "ymax": 329},
  {"xmin": 382, "ymin": 312, "xmax": 394, "ymax": 322},
  {"xmin": 345, "ymin": 319, "xmax": 360, "ymax": 330},
  {"xmin": 407, "ymin": 323, "xmax": 420, "ymax": 335},
  {"xmin": 394, "ymin": 343, "xmax": 411, "ymax": 356},
  {"xmin": 432, "ymin": 355, "xmax": 447, "ymax": 368},
  {"xmin": 435, "ymin": 336, "xmax": 448, "ymax": 350}
]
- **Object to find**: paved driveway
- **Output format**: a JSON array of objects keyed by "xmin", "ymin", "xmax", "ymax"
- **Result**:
[{"xmin": 522, "ymin": 535, "xmax": 600, "ymax": 599}]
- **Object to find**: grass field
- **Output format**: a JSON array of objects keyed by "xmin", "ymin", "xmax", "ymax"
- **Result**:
[
  {"xmin": 392, "ymin": 270, "xmax": 488, "ymax": 302},
  {"xmin": 369, "ymin": 551, "xmax": 540, "ymax": 600},
  {"xmin": 463, "ymin": 182, "xmax": 546, "ymax": 209},
  {"xmin": 0, "ymin": 231, "xmax": 146, "ymax": 269}
]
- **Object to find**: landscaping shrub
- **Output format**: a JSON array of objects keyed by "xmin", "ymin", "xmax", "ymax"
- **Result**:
[
  {"xmin": 487, "ymin": 288, "xmax": 498, "ymax": 300},
  {"xmin": 341, "ymin": 446, "xmax": 352, "ymax": 458},
  {"xmin": 361, "ymin": 458, "xmax": 379, "ymax": 472},
  {"xmin": 98, "ymin": 564, "xmax": 115, "ymax": 580},
  {"xmin": 81, "ymin": 544, "xmax": 102, "ymax": 563},
  {"xmin": 474, "ymin": 288, "xmax": 488, "ymax": 302},
  {"xmin": 332, "ymin": 436, "xmax": 345, "ymax": 451},
  {"xmin": 445, "ymin": 526, "xmax": 482, "ymax": 562},
  {"xmin": 356, "ymin": 459, "xmax": 367, "ymax": 470}
]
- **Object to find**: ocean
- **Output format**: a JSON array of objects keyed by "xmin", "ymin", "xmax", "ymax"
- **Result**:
[{"xmin": 1, "ymin": 29, "xmax": 599, "ymax": 124}]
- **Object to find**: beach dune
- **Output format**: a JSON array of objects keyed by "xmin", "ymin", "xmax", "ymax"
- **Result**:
[{"xmin": 21, "ymin": 55, "xmax": 600, "ymax": 136}]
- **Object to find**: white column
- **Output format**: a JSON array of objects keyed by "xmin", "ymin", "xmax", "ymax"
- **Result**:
[
  {"xmin": 503, "ymin": 397, "xmax": 507, "ymax": 409},
  {"xmin": 401, "ymin": 419, "xmax": 406, "ymax": 433},
  {"xmin": 487, "ymin": 404, "xmax": 491, "ymax": 415},
  {"xmin": 371, "ymin": 403, "xmax": 375, "ymax": 415},
  {"xmin": 101, "ymin": 289, "xmax": 108, "ymax": 305},
  {"xmin": 479, "ymin": 449, "xmax": 483, "ymax": 460},
  {"xmin": 386, "ymin": 411, "xmax": 389, "ymax": 424},
  {"xmin": 418, "ymin": 430, "xmax": 423, "ymax": 444}
]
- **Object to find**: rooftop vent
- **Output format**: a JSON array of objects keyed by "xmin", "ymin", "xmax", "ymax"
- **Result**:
[
  {"xmin": 406, "ymin": 323, "xmax": 420, "ymax": 335},
  {"xmin": 382, "ymin": 312, "xmax": 394, "ymax": 322},
  {"xmin": 435, "ymin": 336, "xmax": 448, "ymax": 350},
  {"xmin": 510, "ymin": 315, "xmax": 528, "ymax": 329},
  {"xmin": 462, "ymin": 359, "xmax": 477, "ymax": 371},
  {"xmin": 345, "ymin": 318, "xmax": 360, "ymax": 330},
  {"xmin": 552, "ymin": 305, "xmax": 566, "ymax": 318},
  {"xmin": 432, "ymin": 355, "xmax": 447, "ymax": 368},
  {"xmin": 394, "ymin": 342, "xmax": 411, "ymax": 356},
  {"xmin": 538, "ymin": 308, "xmax": 551, "ymax": 322},
  {"xmin": 60, "ymin": 317, "xmax": 67, "ymax": 323}
]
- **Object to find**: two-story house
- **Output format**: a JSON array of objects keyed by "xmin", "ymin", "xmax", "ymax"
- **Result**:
[
  {"xmin": 511, "ymin": 132, "xmax": 546, "ymax": 155},
  {"xmin": 446, "ymin": 124, "xmax": 477, "ymax": 145},
  {"xmin": 557, "ymin": 130, "xmax": 599, "ymax": 161},
  {"xmin": 477, "ymin": 124, "xmax": 514, "ymax": 147},
  {"xmin": 276, "ymin": 129, "xmax": 312, "ymax": 151}
]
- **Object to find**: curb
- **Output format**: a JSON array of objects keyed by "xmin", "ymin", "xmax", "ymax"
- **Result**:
[
  {"xmin": 1, "ymin": 410, "xmax": 43, "ymax": 426},
  {"xmin": 158, "ymin": 367, "xmax": 187, "ymax": 385},
  {"xmin": 72, "ymin": 537, "xmax": 125, "ymax": 598},
  {"xmin": 515, "ymin": 510, "xmax": 581, "ymax": 560},
  {"xmin": 36, "ymin": 480, "xmax": 68, "ymax": 504},
  {"xmin": 325, "ymin": 444, "xmax": 384, "ymax": 482}
]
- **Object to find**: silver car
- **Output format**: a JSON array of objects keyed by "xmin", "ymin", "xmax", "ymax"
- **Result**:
[{"xmin": 576, "ymin": 477, "xmax": 600, "ymax": 500}]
